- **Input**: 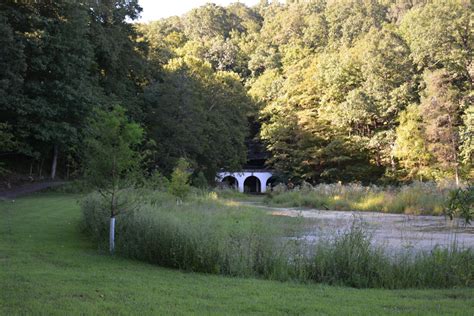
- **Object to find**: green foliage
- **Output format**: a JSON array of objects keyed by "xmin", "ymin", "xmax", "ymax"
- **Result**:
[
  {"xmin": 420, "ymin": 70, "xmax": 463, "ymax": 184},
  {"xmin": 0, "ymin": 0, "xmax": 146, "ymax": 179},
  {"xmin": 2, "ymin": 0, "xmax": 473, "ymax": 186},
  {"xmin": 445, "ymin": 186, "xmax": 474, "ymax": 224},
  {"xmin": 192, "ymin": 171, "xmax": 208, "ymax": 189},
  {"xmin": 459, "ymin": 102, "xmax": 473, "ymax": 179},
  {"xmin": 144, "ymin": 56, "xmax": 249, "ymax": 176},
  {"xmin": 83, "ymin": 105, "xmax": 144, "ymax": 216},
  {"xmin": 394, "ymin": 104, "xmax": 432, "ymax": 180},
  {"xmin": 0, "ymin": 123, "xmax": 16, "ymax": 152},
  {"xmin": 145, "ymin": 170, "xmax": 170, "ymax": 191},
  {"xmin": 0, "ymin": 123, "xmax": 17, "ymax": 176},
  {"xmin": 169, "ymin": 158, "xmax": 191, "ymax": 201},
  {"xmin": 0, "ymin": 1, "xmax": 99, "ymax": 167},
  {"xmin": 400, "ymin": 0, "xmax": 472, "ymax": 79}
]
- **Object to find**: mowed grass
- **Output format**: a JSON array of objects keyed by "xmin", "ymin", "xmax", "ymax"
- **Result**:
[{"xmin": 0, "ymin": 194, "xmax": 473, "ymax": 315}]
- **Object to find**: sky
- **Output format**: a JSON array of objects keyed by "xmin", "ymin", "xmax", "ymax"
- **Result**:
[{"xmin": 137, "ymin": 0, "xmax": 262, "ymax": 22}]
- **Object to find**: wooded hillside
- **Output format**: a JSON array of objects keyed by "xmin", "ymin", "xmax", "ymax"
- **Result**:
[{"xmin": 1, "ymin": 0, "xmax": 472, "ymax": 185}]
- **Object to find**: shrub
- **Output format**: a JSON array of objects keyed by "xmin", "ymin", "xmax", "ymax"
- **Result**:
[
  {"xmin": 169, "ymin": 158, "xmax": 191, "ymax": 201},
  {"xmin": 191, "ymin": 171, "xmax": 208, "ymax": 189},
  {"xmin": 445, "ymin": 186, "xmax": 474, "ymax": 224},
  {"xmin": 145, "ymin": 170, "xmax": 170, "ymax": 191}
]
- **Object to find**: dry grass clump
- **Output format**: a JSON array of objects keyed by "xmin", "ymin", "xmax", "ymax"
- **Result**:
[{"xmin": 267, "ymin": 182, "xmax": 452, "ymax": 215}]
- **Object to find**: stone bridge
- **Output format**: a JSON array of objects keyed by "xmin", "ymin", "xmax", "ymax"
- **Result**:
[{"xmin": 216, "ymin": 169, "xmax": 274, "ymax": 193}]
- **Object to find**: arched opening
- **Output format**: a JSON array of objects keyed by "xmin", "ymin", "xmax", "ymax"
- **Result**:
[
  {"xmin": 244, "ymin": 176, "xmax": 261, "ymax": 193},
  {"xmin": 221, "ymin": 176, "xmax": 238, "ymax": 190},
  {"xmin": 266, "ymin": 176, "xmax": 277, "ymax": 191}
]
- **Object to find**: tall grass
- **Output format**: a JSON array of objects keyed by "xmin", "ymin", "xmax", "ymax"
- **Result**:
[
  {"xmin": 81, "ymin": 190, "xmax": 474, "ymax": 289},
  {"xmin": 81, "ymin": 190, "xmax": 295, "ymax": 279},
  {"xmin": 266, "ymin": 182, "xmax": 453, "ymax": 215}
]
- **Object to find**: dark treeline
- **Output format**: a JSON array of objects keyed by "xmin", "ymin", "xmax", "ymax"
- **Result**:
[
  {"xmin": 0, "ymin": 0, "xmax": 472, "ymax": 185},
  {"xmin": 0, "ymin": 0, "xmax": 148, "ymax": 180}
]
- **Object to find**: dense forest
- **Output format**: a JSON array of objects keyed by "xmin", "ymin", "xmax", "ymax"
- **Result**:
[{"xmin": 0, "ymin": 0, "xmax": 472, "ymax": 186}]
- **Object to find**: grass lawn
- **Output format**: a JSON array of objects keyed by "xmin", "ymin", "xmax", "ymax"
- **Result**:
[{"xmin": 1, "ymin": 194, "xmax": 473, "ymax": 315}]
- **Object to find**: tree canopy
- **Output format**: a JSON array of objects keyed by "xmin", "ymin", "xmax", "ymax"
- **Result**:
[{"xmin": 1, "ymin": 0, "xmax": 472, "ymax": 185}]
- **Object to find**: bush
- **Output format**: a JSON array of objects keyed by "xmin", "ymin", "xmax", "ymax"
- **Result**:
[
  {"xmin": 445, "ymin": 186, "xmax": 474, "ymax": 224},
  {"xmin": 191, "ymin": 171, "xmax": 208, "ymax": 189},
  {"xmin": 169, "ymin": 158, "xmax": 191, "ymax": 201},
  {"xmin": 145, "ymin": 170, "xmax": 169, "ymax": 191},
  {"xmin": 81, "ymin": 189, "xmax": 474, "ymax": 289}
]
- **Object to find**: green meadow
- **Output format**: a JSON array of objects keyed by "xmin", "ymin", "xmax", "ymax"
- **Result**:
[{"xmin": 1, "ymin": 193, "xmax": 473, "ymax": 315}]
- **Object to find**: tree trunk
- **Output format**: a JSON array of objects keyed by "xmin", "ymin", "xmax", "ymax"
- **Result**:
[
  {"xmin": 109, "ymin": 216, "xmax": 115, "ymax": 254},
  {"xmin": 39, "ymin": 158, "xmax": 44, "ymax": 178},
  {"xmin": 51, "ymin": 144, "xmax": 59, "ymax": 180},
  {"xmin": 455, "ymin": 164, "xmax": 460, "ymax": 188}
]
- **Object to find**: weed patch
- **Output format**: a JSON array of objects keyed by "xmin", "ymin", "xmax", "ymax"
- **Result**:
[{"xmin": 81, "ymin": 190, "xmax": 474, "ymax": 289}]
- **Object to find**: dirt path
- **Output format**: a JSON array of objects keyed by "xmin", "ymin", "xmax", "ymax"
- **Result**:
[
  {"xmin": 0, "ymin": 181, "xmax": 67, "ymax": 199},
  {"xmin": 241, "ymin": 201, "xmax": 474, "ymax": 253}
]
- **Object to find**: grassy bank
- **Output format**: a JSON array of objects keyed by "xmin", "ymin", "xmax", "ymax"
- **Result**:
[
  {"xmin": 81, "ymin": 190, "xmax": 473, "ymax": 289},
  {"xmin": 265, "ymin": 182, "xmax": 452, "ymax": 215},
  {"xmin": 1, "ymin": 193, "xmax": 474, "ymax": 314}
]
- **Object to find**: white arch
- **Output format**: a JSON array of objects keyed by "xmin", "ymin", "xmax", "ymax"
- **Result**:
[
  {"xmin": 221, "ymin": 175, "xmax": 239, "ymax": 190},
  {"xmin": 216, "ymin": 170, "xmax": 273, "ymax": 193}
]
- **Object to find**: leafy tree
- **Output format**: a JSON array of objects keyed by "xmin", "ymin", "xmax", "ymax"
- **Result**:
[
  {"xmin": 324, "ymin": 0, "xmax": 387, "ymax": 46},
  {"xmin": 2, "ymin": 0, "xmax": 473, "ymax": 187},
  {"xmin": 393, "ymin": 104, "xmax": 431, "ymax": 181},
  {"xmin": 0, "ymin": 12, "xmax": 26, "ymax": 148},
  {"xmin": 144, "ymin": 56, "xmax": 249, "ymax": 179},
  {"xmin": 227, "ymin": 2, "xmax": 263, "ymax": 34},
  {"xmin": 169, "ymin": 158, "xmax": 191, "ymax": 202},
  {"xmin": 420, "ymin": 70, "xmax": 463, "ymax": 185},
  {"xmin": 146, "ymin": 170, "xmax": 170, "ymax": 191},
  {"xmin": 459, "ymin": 101, "xmax": 473, "ymax": 180},
  {"xmin": 83, "ymin": 105, "xmax": 144, "ymax": 253},
  {"xmin": 400, "ymin": 0, "xmax": 472, "ymax": 82},
  {"xmin": 192, "ymin": 171, "xmax": 208, "ymax": 189},
  {"xmin": 0, "ymin": 123, "xmax": 18, "ymax": 177},
  {"xmin": 445, "ymin": 186, "xmax": 474, "ymax": 225},
  {"xmin": 1, "ymin": 1, "xmax": 100, "ymax": 178},
  {"xmin": 183, "ymin": 4, "xmax": 237, "ymax": 40},
  {"xmin": 88, "ymin": 0, "xmax": 148, "ymax": 121},
  {"xmin": 136, "ymin": 19, "xmax": 185, "ymax": 68},
  {"xmin": 248, "ymin": 44, "xmax": 282, "ymax": 76}
]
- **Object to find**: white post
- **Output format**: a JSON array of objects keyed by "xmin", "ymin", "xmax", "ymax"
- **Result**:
[{"xmin": 109, "ymin": 216, "xmax": 115, "ymax": 254}]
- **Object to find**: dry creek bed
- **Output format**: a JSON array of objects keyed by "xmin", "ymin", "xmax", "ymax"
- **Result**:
[{"xmin": 251, "ymin": 203, "xmax": 474, "ymax": 253}]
